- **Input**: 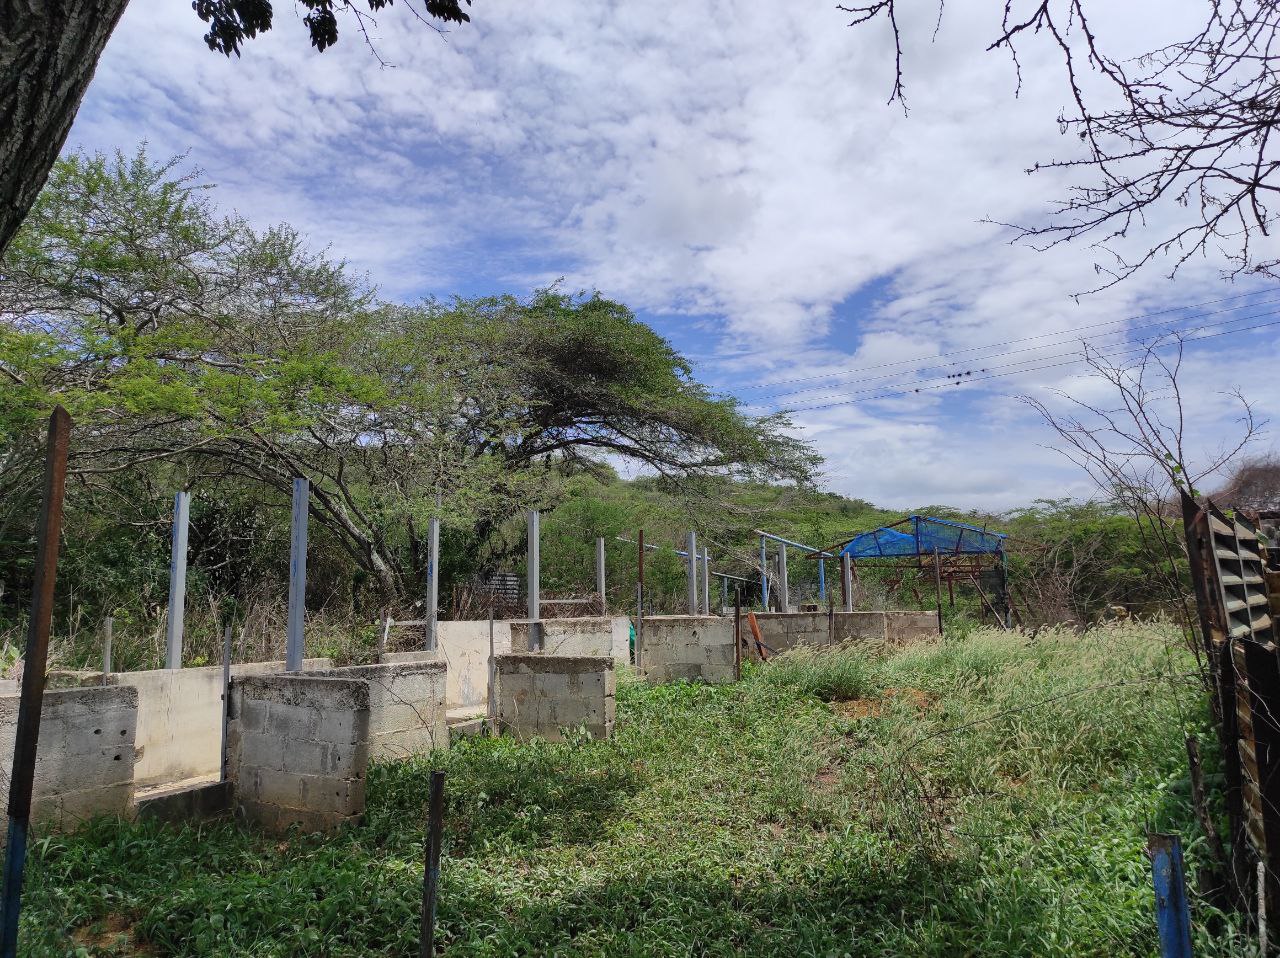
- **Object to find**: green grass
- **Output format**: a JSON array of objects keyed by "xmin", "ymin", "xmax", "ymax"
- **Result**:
[{"xmin": 19, "ymin": 623, "xmax": 1252, "ymax": 956}]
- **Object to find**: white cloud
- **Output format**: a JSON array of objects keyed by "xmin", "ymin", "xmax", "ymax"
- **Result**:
[{"xmin": 68, "ymin": 0, "xmax": 1278, "ymax": 509}]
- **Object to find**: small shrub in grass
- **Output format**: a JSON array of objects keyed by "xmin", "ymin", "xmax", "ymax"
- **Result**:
[{"xmin": 754, "ymin": 643, "xmax": 880, "ymax": 701}]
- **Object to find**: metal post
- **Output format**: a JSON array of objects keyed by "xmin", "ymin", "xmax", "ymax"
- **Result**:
[
  {"xmin": 219, "ymin": 624, "xmax": 232, "ymax": 783},
  {"xmin": 933, "ymin": 546, "xmax": 944, "ymax": 638},
  {"xmin": 760, "ymin": 535, "xmax": 768, "ymax": 608},
  {"xmin": 1, "ymin": 407, "xmax": 70, "ymax": 958},
  {"xmin": 1000, "ymin": 546, "xmax": 1012, "ymax": 629},
  {"xmin": 425, "ymin": 516, "xmax": 439, "ymax": 652},
  {"xmin": 596, "ymin": 536, "xmax": 607, "ymax": 615},
  {"xmin": 164, "ymin": 490, "xmax": 191, "ymax": 670},
  {"xmin": 635, "ymin": 529, "xmax": 644, "ymax": 668},
  {"xmin": 721, "ymin": 574, "xmax": 728, "ymax": 611},
  {"xmin": 527, "ymin": 510, "xmax": 541, "ymax": 650},
  {"xmin": 1148, "ymin": 833, "xmax": 1193, "ymax": 958},
  {"xmin": 841, "ymin": 554, "xmax": 853, "ymax": 613},
  {"xmin": 733, "ymin": 588, "xmax": 742, "ymax": 682},
  {"xmin": 286, "ymin": 477, "xmax": 309, "ymax": 671},
  {"xmin": 101, "ymin": 617, "xmax": 113, "ymax": 682},
  {"xmin": 818, "ymin": 556, "xmax": 826, "ymax": 602},
  {"xmin": 420, "ymin": 770, "xmax": 445, "ymax": 958},
  {"xmin": 701, "ymin": 548, "xmax": 710, "ymax": 615},
  {"xmin": 686, "ymin": 531, "xmax": 699, "ymax": 615},
  {"xmin": 778, "ymin": 543, "xmax": 790, "ymax": 613},
  {"xmin": 487, "ymin": 604, "xmax": 496, "ymax": 737},
  {"xmin": 378, "ymin": 613, "xmax": 392, "ymax": 660}
]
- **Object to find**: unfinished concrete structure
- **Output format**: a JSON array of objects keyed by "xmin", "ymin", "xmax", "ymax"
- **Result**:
[
  {"xmin": 638, "ymin": 615, "xmax": 736, "ymax": 684},
  {"xmin": 493, "ymin": 653, "xmax": 615, "ymax": 742},
  {"xmin": 304, "ymin": 661, "xmax": 447, "ymax": 759},
  {"xmin": 0, "ymin": 685, "xmax": 138, "ymax": 830},
  {"xmin": 226, "ymin": 674, "xmax": 370, "ymax": 833},
  {"xmin": 750, "ymin": 610, "xmax": 940, "ymax": 654}
]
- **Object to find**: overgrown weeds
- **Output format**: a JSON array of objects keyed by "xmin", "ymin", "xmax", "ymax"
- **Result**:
[{"xmin": 18, "ymin": 623, "xmax": 1245, "ymax": 956}]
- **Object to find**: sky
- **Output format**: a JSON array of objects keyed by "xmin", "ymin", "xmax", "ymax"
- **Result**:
[{"xmin": 67, "ymin": 0, "xmax": 1280, "ymax": 511}]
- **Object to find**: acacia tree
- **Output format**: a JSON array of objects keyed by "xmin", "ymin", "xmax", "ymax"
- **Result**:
[
  {"xmin": 0, "ymin": 149, "xmax": 818, "ymax": 600},
  {"xmin": 0, "ymin": 0, "xmax": 471, "ymax": 259},
  {"xmin": 844, "ymin": 0, "xmax": 1280, "ymax": 290}
]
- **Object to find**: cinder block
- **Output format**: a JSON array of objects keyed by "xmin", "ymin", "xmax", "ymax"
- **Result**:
[{"xmin": 239, "ymin": 731, "xmax": 286, "ymax": 771}]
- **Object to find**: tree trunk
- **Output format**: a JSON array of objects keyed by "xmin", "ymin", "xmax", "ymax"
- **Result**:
[{"xmin": 0, "ymin": 0, "xmax": 129, "ymax": 257}]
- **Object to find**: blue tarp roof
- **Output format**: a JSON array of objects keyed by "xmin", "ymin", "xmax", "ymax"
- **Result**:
[{"xmin": 840, "ymin": 515, "xmax": 1006, "ymax": 559}]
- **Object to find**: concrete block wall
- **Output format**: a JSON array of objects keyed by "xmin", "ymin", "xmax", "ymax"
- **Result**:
[
  {"xmin": 383, "ymin": 621, "xmax": 510, "ymax": 712},
  {"xmin": 883, "ymin": 611, "xmax": 942, "ymax": 645},
  {"xmin": 0, "ymin": 686, "xmax": 138, "ymax": 829},
  {"xmin": 305, "ymin": 662, "xmax": 447, "ymax": 759},
  {"xmin": 49, "ymin": 658, "xmax": 331, "ymax": 788},
  {"xmin": 638, "ymin": 616, "xmax": 736, "ymax": 684},
  {"xmin": 494, "ymin": 654, "xmax": 615, "ymax": 741},
  {"xmin": 227, "ymin": 675, "xmax": 370, "ymax": 833},
  {"xmin": 509, "ymin": 616, "xmax": 629, "ymax": 663}
]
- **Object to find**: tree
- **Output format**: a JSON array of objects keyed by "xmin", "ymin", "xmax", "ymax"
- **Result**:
[
  {"xmin": 0, "ymin": 149, "xmax": 818, "ymax": 600},
  {"xmin": 1216, "ymin": 453, "xmax": 1280, "ymax": 512},
  {"xmin": 0, "ymin": 0, "xmax": 471, "ymax": 261},
  {"xmin": 843, "ymin": 1, "xmax": 1280, "ymax": 290}
]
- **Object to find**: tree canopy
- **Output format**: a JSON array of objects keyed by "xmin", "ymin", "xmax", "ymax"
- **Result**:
[{"xmin": 0, "ymin": 149, "xmax": 818, "ymax": 601}]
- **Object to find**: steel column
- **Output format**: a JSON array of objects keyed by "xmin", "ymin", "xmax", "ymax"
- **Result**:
[
  {"xmin": 286, "ymin": 478, "xmax": 309, "ymax": 671},
  {"xmin": 425, "ymin": 516, "xmax": 440, "ymax": 652},
  {"xmin": 686, "ymin": 531, "xmax": 699, "ymax": 614},
  {"xmin": 527, "ymin": 510, "xmax": 541, "ymax": 649},
  {"xmin": 596, "ymin": 537, "xmax": 607, "ymax": 613},
  {"xmin": 164, "ymin": 490, "xmax": 191, "ymax": 669}
]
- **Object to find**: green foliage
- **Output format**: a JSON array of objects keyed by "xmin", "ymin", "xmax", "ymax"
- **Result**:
[{"xmin": 16, "ymin": 624, "xmax": 1244, "ymax": 956}]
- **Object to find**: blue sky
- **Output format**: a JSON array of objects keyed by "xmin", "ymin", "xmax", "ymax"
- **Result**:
[{"xmin": 67, "ymin": 0, "xmax": 1280, "ymax": 509}]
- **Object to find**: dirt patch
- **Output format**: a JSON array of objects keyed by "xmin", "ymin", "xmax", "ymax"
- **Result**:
[
  {"xmin": 72, "ymin": 914, "xmax": 157, "ymax": 955},
  {"xmin": 814, "ymin": 766, "xmax": 841, "ymax": 793},
  {"xmin": 831, "ymin": 687, "xmax": 932, "ymax": 720}
]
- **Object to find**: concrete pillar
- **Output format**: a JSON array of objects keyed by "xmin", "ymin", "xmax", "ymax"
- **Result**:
[
  {"xmin": 841, "ymin": 554, "xmax": 854, "ymax": 612},
  {"xmin": 527, "ymin": 510, "xmax": 541, "ymax": 649},
  {"xmin": 686, "ymin": 531, "xmax": 698, "ymax": 615},
  {"xmin": 286, "ymin": 478, "xmax": 309, "ymax": 671},
  {"xmin": 595, "ymin": 536, "xmax": 606, "ymax": 613},
  {"xmin": 778, "ymin": 543, "xmax": 790, "ymax": 613},
  {"xmin": 165, "ymin": 491, "xmax": 191, "ymax": 669},
  {"xmin": 425, "ymin": 516, "xmax": 439, "ymax": 652},
  {"xmin": 701, "ymin": 548, "xmax": 710, "ymax": 614}
]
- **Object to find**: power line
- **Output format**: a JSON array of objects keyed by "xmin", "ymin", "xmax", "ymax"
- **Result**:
[
  {"xmin": 747, "ymin": 299, "xmax": 1280, "ymax": 404},
  {"xmin": 774, "ymin": 315, "xmax": 1280, "ymax": 413},
  {"xmin": 732, "ymin": 286, "xmax": 1280, "ymax": 391},
  {"xmin": 746, "ymin": 305, "xmax": 1280, "ymax": 407}
]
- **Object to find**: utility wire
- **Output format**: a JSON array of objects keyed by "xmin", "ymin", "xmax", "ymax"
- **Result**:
[
  {"xmin": 769, "ymin": 315, "xmax": 1280, "ymax": 413},
  {"xmin": 747, "ymin": 299, "xmax": 1280, "ymax": 404},
  {"xmin": 747, "ymin": 305, "xmax": 1280, "ymax": 407},
  {"xmin": 732, "ymin": 286, "xmax": 1280, "ymax": 391}
]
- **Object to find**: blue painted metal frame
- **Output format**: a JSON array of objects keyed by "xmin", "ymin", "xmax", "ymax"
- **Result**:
[{"xmin": 1148, "ymin": 833, "xmax": 1193, "ymax": 958}]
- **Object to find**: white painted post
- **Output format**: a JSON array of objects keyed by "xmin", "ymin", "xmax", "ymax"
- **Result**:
[
  {"xmin": 527, "ymin": 510, "xmax": 541, "ymax": 650},
  {"xmin": 701, "ymin": 548, "xmax": 710, "ymax": 615},
  {"xmin": 778, "ymin": 543, "xmax": 790, "ymax": 613},
  {"xmin": 164, "ymin": 491, "xmax": 191, "ymax": 669},
  {"xmin": 686, "ymin": 531, "xmax": 699, "ymax": 615},
  {"xmin": 595, "ymin": 536, "xmax": 607, "ymax": 614},
  {"xmin": 286, "ymin": 478, "xmax": 309, "ymax": 671},
  {"xmin": 425, "ymin": 516, "xmax": 440, "ymax": 652},
  {"xmin": 842, "ymin": 554, "xmax": 854, "ymax": 613}
]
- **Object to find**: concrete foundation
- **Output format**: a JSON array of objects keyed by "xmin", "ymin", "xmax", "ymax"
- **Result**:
[
  {"xmin": 382, "ymin": 616, "xmax": 629, "ymax": 712},
  {"xmin": 750, "ymin": 610, "xmax": 940, "ymax": 654},
  {"xmin": 304, "ymin": 661, "xmax": 447, "ymax": 760},
  {"xmin": 0, "ymin": 685, "xmax": 138, "ymax": 829},
  {"xmin": 638, "ymin": 616, "xmax": 736, "ymax": 684},
  {"xmin": 50, "ymin": 658, "xmax": 331, "ymax": 788},
  {"xmin": 227, "ymin": 674, "xmax": 370, "ymax": 833},
  {"xmin": 494, "ymin": 654, "xmax": 615, "ymax": 742}
]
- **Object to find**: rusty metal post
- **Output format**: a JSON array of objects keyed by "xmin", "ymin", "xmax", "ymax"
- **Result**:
[
  {"xmin": 733, "ymin": 588, "xmax": 742, "ymax": 681},
  {"xmin": 0, "ymin": 407, "xmax": 71, "ymax": 957},
  {"xmin": 841, "ymin": 554, "xmax": 853, "ymax": 613},
  {"xmin": 420, "ymin": 770, "xmax": 445, "ymax": 958}
]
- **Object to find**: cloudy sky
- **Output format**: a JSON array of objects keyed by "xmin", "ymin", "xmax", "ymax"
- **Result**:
[{"xmin": 69, "ymin": 0, "xmax": 1280, "ymax": 510}]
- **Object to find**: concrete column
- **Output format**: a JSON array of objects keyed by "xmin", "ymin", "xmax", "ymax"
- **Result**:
[
  {"xmin": 701, "ymin": 548, "xmax": 710, "ymax": 614},
  {"xmin": 595, "ymin": 536, "xmax": 607, "ymax": 613},
  {"xmin": 165, "ymin": 490, "xmax": 191, "ymax": 669},
  {"xmin": 841, "ymin": 554, "xmax": 854, "ymax": 612},
  {"xmin": 527, "ymin": 510, "xmax": 541, "ymax": 649},
  {"xmin": 778, "ymin": 543, "xmax": 790, "ymax": 613},
  {"xmin": 425, "ymin": 516, "xmax": 440, "ymax": 652},
  {"xmin": 286, "ymin": 478, "xmax": 309, "ymax": 671},
  {"xmin": 686, "ymin": 531, "xmax": 699, "ymax": 614}
]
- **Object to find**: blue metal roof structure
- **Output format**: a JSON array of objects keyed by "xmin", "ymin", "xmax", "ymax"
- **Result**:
[{"xmin": 840, "ymin": 515, "xmax": 1006, "ymax": 559}]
